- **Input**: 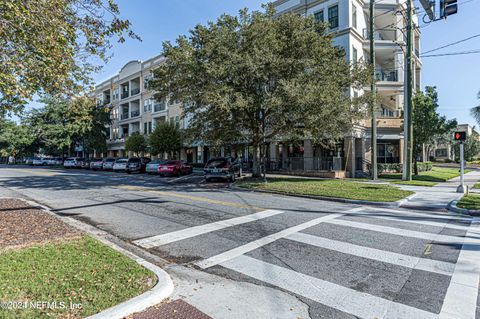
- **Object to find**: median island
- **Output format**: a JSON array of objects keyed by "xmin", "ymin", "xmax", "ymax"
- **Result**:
[{"xmin": 236, "ymin": 177, "xmax": 414, "ymax": 202}]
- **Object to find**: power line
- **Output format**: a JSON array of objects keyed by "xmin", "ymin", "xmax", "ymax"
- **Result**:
[
  {"xmin": 420, "ymin": 49, "xmax": 480, "ymax": 57},
  {"xmin": 422, "ymin": 33, "xmax": 480, "ymax": 54}
]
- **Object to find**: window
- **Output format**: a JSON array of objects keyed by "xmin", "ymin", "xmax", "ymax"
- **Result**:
[
  {"xmin": 352, "ymin": 46, "xmax": 358, "ymax": 63},
  {"xmin": 148, "ymin": 121, "xmax": 152, "ymax": 133},
  {"xmin": 314, "ymin": 10, "xmax": 324, "ymax": 23},
  {"xmin": 144, "ymin": 122, "xmax": 148, "ymax": 134},
  {"xmin": 144, "ymin": 73, "xmax": 153, "ymax": 89},
  {"xmin": 143, "ymin": 99, "xmax": 152, "ymax": 112},
  {"xmin": 328, "ymin": 5, "xmax": 339, "ymax": 29},
  {"xmin": 352, "ymin": 5, "xmax": 357, "ymax": 29}
]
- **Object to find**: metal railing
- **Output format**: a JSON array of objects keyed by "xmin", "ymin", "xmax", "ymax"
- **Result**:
[
  {"xmin": 131, "ymin": 88, "xmax": 140, "ymax": 96},
  {"xmin": 121, "ymin": 92, "xmax": 129, "ymax": 99},
  {"xmin": 131, "ymin": 110, "xmax": 140, "ymax": 118},
  {"xmin": 154, "ymin": 102, "xmax": 166, "ymax": 112},
  {"xmin": 120, "ymin": 113, "xmax": 129, "ymax": 120},
  {"xmin": 266, "ymin": 157, "xmax": 345, "ymax": 172},
  {"xmin": 363, "ymin": 29, "xmax": 397, "ymax": 41},
  {"xmin": 375, "ymin": 70, "xmax": 398, "ymax": 82}
]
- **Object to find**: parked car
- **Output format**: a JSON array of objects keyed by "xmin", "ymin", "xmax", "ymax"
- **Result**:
[
  {"xmin": 90, "ymin": 158, "xmax": 104, "ymax": 170},
  {"xmin": 112, "ymin": 158, "xmax": 128, "ymax": 172},
  {"xmin": 158, "ymin": 160, "xmax": 183, "ymax": 177},
  {"xmin": 81, "ymin": 158, "xmax": 91, "ymax": 169},
  {"xmin": 126, "ymin": 157, "xmax": 151, "ymax": 174},
  {"xmin": 204, "ymin": 157, "xmax": 241, "ymax": 182},
  {"xmin": 146, "ymin": 159, "xmax": 165, "ymax": 174},
  {"xmin": 102, "ymin": 158, "xmax": 116, "ymax": 171},
  {"xmin": 63, "ymin": 157, "xmax": 84, "ymax": 168},
  {"xmin": 32, "ymin": 157, "xmax": 49, "ymax": 166},
  {"xmin": 180, "ymin": 161, "xmax": 193, "ymax": 175},
  {"xmin": 46, "ymin": 157, "xmax": 63, "ymax": 166}
]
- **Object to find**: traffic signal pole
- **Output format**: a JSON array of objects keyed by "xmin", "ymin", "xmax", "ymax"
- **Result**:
[
  {"xmin": 370, "ymin": 0, "xmax": 378, "ymax": 180},
  {"xmin": 403, "ymin": 0, "xmax": 414, "ymax": 181},
  {"xmin": 457, "ymin": 141, "xmax": 465, "ymax": 193}
]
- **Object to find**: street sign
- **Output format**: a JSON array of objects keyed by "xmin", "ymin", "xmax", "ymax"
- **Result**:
[{"xmin": 454, "ymin": 131, "xmax": 466, "ymax": 141}]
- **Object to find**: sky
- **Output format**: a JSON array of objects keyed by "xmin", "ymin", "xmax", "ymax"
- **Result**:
[{"xmin": 67, "ymin": 0, "xmax": 480, "ymax": 127}]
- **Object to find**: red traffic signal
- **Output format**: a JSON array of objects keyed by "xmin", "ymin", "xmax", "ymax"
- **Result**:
[{"xmin": 454, "ymin": 131, "xmax": 466, "ymax": 141}]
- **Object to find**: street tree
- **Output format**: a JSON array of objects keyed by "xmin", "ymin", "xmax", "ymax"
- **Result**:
[
  {"xmin": 24, "ymin": 95, "xmax": 110, "ymax": 156},
  {"xmin": 413, "ymin": 86, "xmax": 457, "ymax": 174},
  {"xmin": 149, "ymin": 121, "xmax": 183, "ymax": 159},
  {"xmin": 125, "ymin": 133, "xmax": 147, "ymax": 155},
  {"xmin": 453, "ymin": 134, "xmax": 480, "ymax": 162},
  {"xmin": 470, "ymin": 90, "xmax": 480, "ymax": 126},
  {"xmin": 149, "ymin": 5, "xmax": 370, "ymax": 176},
  {"xmin": 0, "ymin": 0, "xmax": 140, "ymax": 113},
  {"xmin": 0, "ymin": 119, "xmax": 37, "ymax": 159}
]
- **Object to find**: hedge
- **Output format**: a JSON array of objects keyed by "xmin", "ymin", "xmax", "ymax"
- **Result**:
[{"xmin": 378, "ymin": 162, "xmax": 433, "ymax": 174}]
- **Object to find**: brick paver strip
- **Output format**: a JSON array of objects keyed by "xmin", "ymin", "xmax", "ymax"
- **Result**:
[{"xmin": 131, "ymin": 299, "xmax": 212, "ymax": 319}]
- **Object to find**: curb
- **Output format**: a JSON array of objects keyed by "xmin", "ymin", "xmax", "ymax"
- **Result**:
[
  {"xmin": 231, "ymin": 185, "xmax": 417, "ymax": 208},
  {"xmin": 447, "ymin": 200, "xmax": 480, "ymax": 216},
  {"xmin": 16, "ymin": 198, "xmax": 175, "ymax": 319}
]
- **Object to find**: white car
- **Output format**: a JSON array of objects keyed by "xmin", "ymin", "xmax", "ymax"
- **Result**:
[
  {"xmin": 32, "ymin": 157, "xmax": 49, "ymax": 166},
  {"xmin": 46, "ymin": 157, "xmax": 63, "ymax": 166},
  {"xmin": 102, "ymin": 158, "xmax": 116, "ymax": 171},
  {"xmin": 112, "ymin": 158, "xmax": 128, "ymax": 172},
  {"xmin": 64, "ymin": 157, "xmax": 83, "ymax": 168}
]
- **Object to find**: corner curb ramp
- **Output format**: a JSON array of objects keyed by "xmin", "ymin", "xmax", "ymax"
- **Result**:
[
  {"xmin": 447, "ymin": 200, "xmax": 480, "ymax": 217},
  {"xmin": 18, "ymin": 198, "xmax": 175, "ymax": 319},
  {"xmin": 231, "ymin": 185, "xmax": 417, "ymax": 208}
]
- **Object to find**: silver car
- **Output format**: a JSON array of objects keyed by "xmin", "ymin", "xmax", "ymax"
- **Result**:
[
  {"xmin": 146, "ymin": 159, "xmax": 165, "ymax": 174},
  {"xmin": 102, "ymin": 158, "xmax": 116, "ymax": 171},
  {"xmin": 90, "ymin": 158, "xmax": 104, "ymax": 170},
  {"xmin": 33, "ymin": 157, "xmax": 49, "ymax": 166},
  {"xmin": 112, "ymin": 158, "xmax": 128, "ymax": 172}
]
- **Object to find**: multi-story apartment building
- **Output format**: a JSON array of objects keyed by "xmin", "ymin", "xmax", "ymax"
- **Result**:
[
  {"xmin": 95, "ymin": 56, "xmax": 199, "ymax": 162},
  {"xmin": 272, "ymin": 0, "xmax": 422, "ymax": 176},
  {"xmin": 95, "ymin": 0, "xmax": 422, "ymax": 177}
]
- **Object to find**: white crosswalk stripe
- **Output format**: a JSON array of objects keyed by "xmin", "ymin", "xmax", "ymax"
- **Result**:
[
  {"xmin": 133, "ymin": 209, "xmax": 285, "ymax": 248},
  {"xmin": 327, "ymin": 219, "xmax": 464, "ymax": 244},
  {"xmin": 363, "ymin": 207, "xmax": 472, "ymax": 222},
  {"xmin": 287, "ymin": 232, "xmax": 455, "ymax": 276},
  {"xmin": 221, "ymin": 255, "xmax": 438, "ymax": 319},
  {"xmin": 195, "ymin": 209, "xmax": 363, "ymax": 269}
]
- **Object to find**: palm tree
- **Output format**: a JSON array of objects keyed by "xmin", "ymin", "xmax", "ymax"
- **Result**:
[{"xmin": 470, "ymin": 90, "xmax": 480, "ymax": 125}]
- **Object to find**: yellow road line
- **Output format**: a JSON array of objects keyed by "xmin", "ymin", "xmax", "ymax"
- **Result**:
[{"xmin": 116, "ymin": 185, "xmax": 263, "ymax": 211}]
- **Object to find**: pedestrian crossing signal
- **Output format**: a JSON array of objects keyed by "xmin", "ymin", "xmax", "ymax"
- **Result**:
[{"xmin": 454, "ymin": 131, "xmax": 466, "ymax": 141}]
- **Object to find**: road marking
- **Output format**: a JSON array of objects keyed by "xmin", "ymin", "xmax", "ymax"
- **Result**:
[
  {"xmin": 439, "ymin": 219, "xmax": 480, "ymax": 319},
  {"xmin": 221, "ymin": 255, "xmax": 438, "ymax": 319},
  {"xmin": 195, "ymin": 208, "xmax": 362, "ymax": 269},
  {"xmin": 327, "ymin": 219, "xmax": 464, "ymax": 244},
  {"xmin": 287, "ymin": 232, "xmax": 454, "ymax": 276},
  {"xmin": 356, "ymin": 211, "xmax": 470, "ymax": 231},
  {"xmin": 364, "ymin": 207, "xmax": 472, "ymax": 222},
  {"xmin": 133, "ymin": 209, "xmax": 285, "ymax": 248},
  {"xmin": 116, "ymin": 185, "xmax": 262, "ymax": 210}
]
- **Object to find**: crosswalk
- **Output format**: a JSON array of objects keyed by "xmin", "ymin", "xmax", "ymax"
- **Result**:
[{"xmin": 133, "ymin": 206, "xmax": 480, "ymax": 319}]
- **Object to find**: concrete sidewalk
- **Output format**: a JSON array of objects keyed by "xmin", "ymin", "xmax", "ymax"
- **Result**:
[{"xmin": 397, "ymin": 170, "xmax": 480, "ymax": 210}]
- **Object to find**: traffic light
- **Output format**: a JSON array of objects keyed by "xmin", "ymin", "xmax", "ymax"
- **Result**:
[
  {"xmin": 454, "ymin": 131, "xmax": 466, "ymax": 141},
  {"xmin": 440, "ymin": 0, "xmax": 458, "ymax": 19}
]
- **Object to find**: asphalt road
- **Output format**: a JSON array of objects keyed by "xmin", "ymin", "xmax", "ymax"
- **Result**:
[{"xmin": 0, "ymin": 165, "xmax": 479, "ymax": 319}]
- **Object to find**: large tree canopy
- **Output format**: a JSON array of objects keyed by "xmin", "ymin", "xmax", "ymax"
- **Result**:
[
  {"xmin": 0, "ymin": 0, "xmax": 139, "ymax": 113},
  {"xmin": 413, "ymin": 86, "xmax": 457, "ymax": 172},
  {"xmin": 150, "ymin": 5, "xmax": 370, "ymax": 175},
  {"xmin": 149, "ymin": 121, "xmax": 183, "ymax": 158}
]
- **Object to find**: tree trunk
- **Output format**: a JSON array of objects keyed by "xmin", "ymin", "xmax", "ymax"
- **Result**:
[
  {"xmin": 414, "ymin": 157, "xmax": 419, "ymax": 176},
  {"xmin": 251, "ymin": 145, "xmax": 261, "ymax": 178}
]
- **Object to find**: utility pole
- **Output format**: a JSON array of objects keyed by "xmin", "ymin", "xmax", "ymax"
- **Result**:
[
  {"xmin": 370, "ymin": 0, "xmax": 378, "ymax": 180},
  {"xmin": 403, "ymin": 0, "xmax": 414, "ymax": 181}
]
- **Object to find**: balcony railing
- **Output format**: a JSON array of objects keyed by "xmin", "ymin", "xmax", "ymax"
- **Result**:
[
  {"xmin": 375, "ymin": 70, "xmax": 398, "ymax": 82},
  {"xmin": 363, "ymin": 29, "xmax": 397, "ymax": 41},
  {"xmin": 120, "ymin": 113, "xmax": 129, "ymax": 120},
  {"xmin": 415, "ymin": 48, "xmax": 420, "ymax": 58},
  {"xmin": 131, "ymin": 110, "xmax": 140, "ymax": 118},
  {"xmin": 121, "ymin": 92, "xmax": 129, "ymax": 99},
  {"xmin": 154, "ymin": 101, "xmax": 166, "ymax": 112},
  {"xmin": 131, "ymin": 88, "xmax": 140, "ymax": 96}
]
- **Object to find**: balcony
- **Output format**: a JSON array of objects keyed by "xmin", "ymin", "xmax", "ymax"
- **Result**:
[
  {"xmin": 131, "ymin": 110, "xmax": 140, "ymax": 118},
  {"xmin": 131, "ymin": 88, "xmax": 140, "ymax": 96},
  {"xmin": 154, "ymin": 101, "xmax": 166, "ymax": 112},
  {"xmin": 121, "ymin": 92, "xmax": 129, "ymax": 99},
  {"xmin": 120, "ymin": 113, "xmax": 129, "ymax": 120},
  {"xmin": 375, "ymin": 70, "xmax": 398, "ymax": 82}
]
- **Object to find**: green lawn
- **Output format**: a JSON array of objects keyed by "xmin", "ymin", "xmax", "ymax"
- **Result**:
[
  {"xmin": 457, "ymin": 194, "xmax": 480, "ymax": 210},
  {"xmin": 0, "ymin": 236, "xmax": 155, "ymax": 319},
  {"xmin": 473, "ymin": 183, "xmax": 480, "ymax": 189},
  {"xmin": 237, "ymin": 177, "xmax": 413, "ymax": 202},
  {"xmin": 381, "ymin": 167, "xmax": 469, "ymax": 187}
]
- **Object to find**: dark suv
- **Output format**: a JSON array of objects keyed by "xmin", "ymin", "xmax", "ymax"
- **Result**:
[
  {"xmin": 204, "ymin": 157, "xmax": 241, "ymax": 182},
  {"xmin": 126, "ymin": 157, "xmax": 151, "ymax": 174}
]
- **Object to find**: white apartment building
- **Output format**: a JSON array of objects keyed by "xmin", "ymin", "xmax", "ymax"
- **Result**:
[
  {"xmin": 95, "ymin": 1, "xmax": 422, "ymax": 177},
  {"xmin": 272, "ymin": 0, "xmax": 422, "ymax": 176},
  {"xmin": 95, "ymin": 56, "xmax": 200, "ymax": 162}
]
